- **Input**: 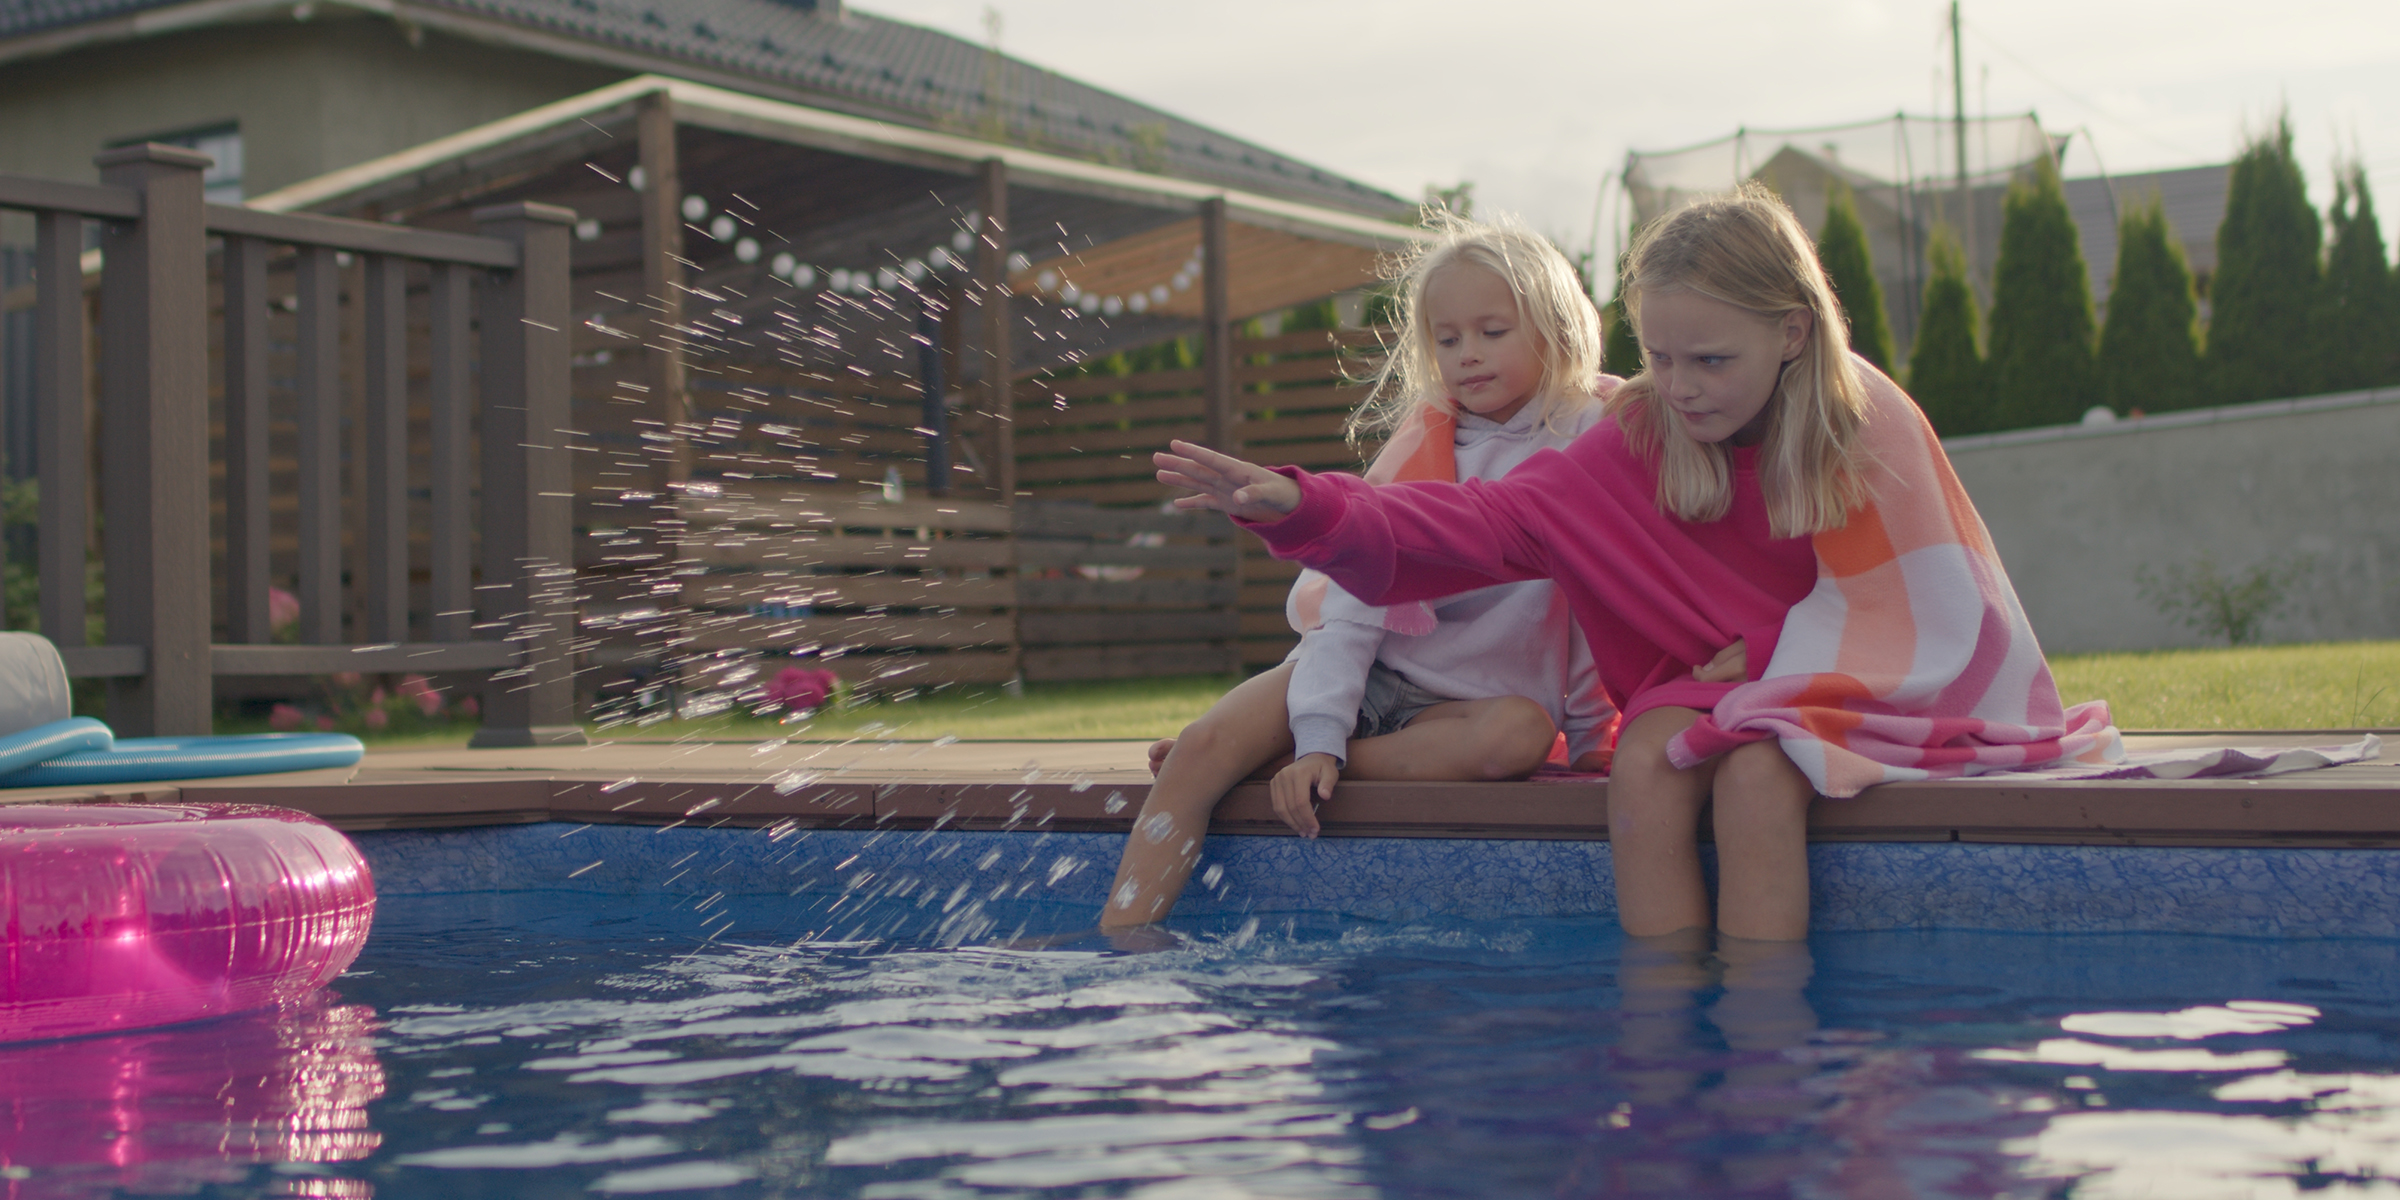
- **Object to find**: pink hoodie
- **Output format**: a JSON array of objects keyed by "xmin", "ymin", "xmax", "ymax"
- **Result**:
[{"xmin": 1242, "ymin": 382, "xmax": 1818, "ymax": 729}]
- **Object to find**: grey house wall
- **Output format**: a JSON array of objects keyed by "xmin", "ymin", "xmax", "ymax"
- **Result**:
[
  {"xmin": 1948, "ymin": 388, "xmax": 2400, "ymax": 654},
  {"xmin": 0, "ymin": 13, "xmax": 621, "ymax": 206}
]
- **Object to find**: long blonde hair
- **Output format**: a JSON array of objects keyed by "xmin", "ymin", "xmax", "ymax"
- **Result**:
[
  {"xmin": 1347, "ymin": 211, "xmax": 1604, "ymax": 447},
  {"xmin": 1611, "ymin": 182, "xmax": 1869, "ymax": 537}
]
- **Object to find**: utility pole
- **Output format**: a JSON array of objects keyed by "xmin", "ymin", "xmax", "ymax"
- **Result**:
[{"xmin": 1952, "ymin": 0, "xmax": 1974, "ymax": 287}]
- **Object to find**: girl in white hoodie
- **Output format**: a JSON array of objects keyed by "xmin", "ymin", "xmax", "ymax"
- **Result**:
[{"xmin": 1100, "ymin": 215, "xmax": 1631, "ymax": 929}]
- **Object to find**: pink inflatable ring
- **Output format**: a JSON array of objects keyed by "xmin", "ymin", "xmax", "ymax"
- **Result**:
[{"xmin": 0, "ymin": 803, "xmax": 375, "ymax": 1043}]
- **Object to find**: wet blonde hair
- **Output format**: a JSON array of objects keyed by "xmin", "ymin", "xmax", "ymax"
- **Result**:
[
  {"xmin": 1347, "ymin": 211, "xmax": 1604, "ymax": 447},
  {"xmin": 1612, "ymin": 181, "xmax": 1869, "ymax": 537}
]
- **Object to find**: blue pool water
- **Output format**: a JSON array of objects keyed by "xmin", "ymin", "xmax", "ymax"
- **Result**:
[{"xmin": 9, "ymin": 871, "xmax": 2400, "ymax": 1198}]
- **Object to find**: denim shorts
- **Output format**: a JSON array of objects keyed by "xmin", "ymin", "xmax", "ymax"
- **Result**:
[{"xmin": 1352, "ymin": 662, "xmax": 1453, "ymax": 740}]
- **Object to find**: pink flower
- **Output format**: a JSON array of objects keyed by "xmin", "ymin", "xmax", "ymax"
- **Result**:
[
  {"xmin": 763, "ymin": 666, "xmax": 838, "ymax": 713},
  {"xmin": 369, "ymin": 686, "xmax": 389, "ymax": 708},
  {"xmin": 398, "ymin": 675, "xmax": 444, "ymax": 716},
  {"xmin": 331, "ymin": 672, "xmax": 362, "ymax": 689},
  {"xmin": 457, "ymin": 695, "xmax": 480, "ymax": 718},
  {"xmin": 315, "ymin": 715, "xmax": 336, "ymax": 732},
  {"xmin": 269, "ymin": 587, "xmax": 301, "ymax": 632},
  {"xmin": 364, "ymin": 707, "xmax": 389, "ymax": 731},
  {"xmin": 268, "ymin": 703, "xmax": 304, "ymax": 732}
]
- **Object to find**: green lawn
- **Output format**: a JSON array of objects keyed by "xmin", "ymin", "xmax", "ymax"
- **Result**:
[
  {"xmin": 249, "ymin": 640, "xmax": 2400, "ymax": 748},
  {"xmin": 2049, "ymin": 640, "xmax": 2400, "ymax": 731}
]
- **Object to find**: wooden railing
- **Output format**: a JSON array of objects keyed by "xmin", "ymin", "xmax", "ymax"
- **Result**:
[{"xmin": 0, "ymin": 147, "xmax": 580, "ymax": 743}]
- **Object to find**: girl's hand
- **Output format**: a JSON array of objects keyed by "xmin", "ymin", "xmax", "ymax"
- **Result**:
[
  {"xmin": 1155, "ymin": 440, "xmax": 1301, "ymax": 523},
  {"xmin": 1269, "ymin": 752, "xmax": 1339, "ymax": 838},
  {"xmin": 1693, "ymin": 638, "xmax": 1747, "ymax": 683}
]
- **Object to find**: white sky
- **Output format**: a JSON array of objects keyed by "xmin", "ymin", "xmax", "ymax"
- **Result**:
[{"xmin": 860, "ymin": 0, "xmax": 2400, "ymax": 270}]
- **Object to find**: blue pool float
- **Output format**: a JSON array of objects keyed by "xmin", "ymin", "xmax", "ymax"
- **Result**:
[{"xmin": 0, "ymin": 633, "xmax": 364, "ymax": 787}]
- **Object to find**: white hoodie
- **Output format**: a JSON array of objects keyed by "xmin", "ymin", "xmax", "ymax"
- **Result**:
[{"xmin": 1283, "ymin": 399, "xmax": 1613, "ymax": 764}]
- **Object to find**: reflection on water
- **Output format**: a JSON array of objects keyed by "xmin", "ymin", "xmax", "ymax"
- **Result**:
[
  {"xmin": 0, "ymin": 993, "xmax": 382, "ymax": 1198},
  {"xmin": 8, "ymin": 892, "xmax": 2400, "ymax": 1198}
]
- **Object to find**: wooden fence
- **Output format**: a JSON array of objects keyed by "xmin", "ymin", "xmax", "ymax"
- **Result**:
[
  {"xmin": 0, "ymin": 149, "xmax": 580, "ymax": 742},
  {"xmin": 1015, "ymin": 326, "xmax": 1390, "ymax": 669},
  {"xmin": 646, "ymin": 487, "xmax": 1238, "ymax": 691}
]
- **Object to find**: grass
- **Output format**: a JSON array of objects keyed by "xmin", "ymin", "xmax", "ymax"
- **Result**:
[
  {"xmin": 223, "ymin": 639, "xmax": 2400, "ymax": 748},
  {"xmin": 2049, "ymin": 640, "xmax": 2400, "ymax": 731}
]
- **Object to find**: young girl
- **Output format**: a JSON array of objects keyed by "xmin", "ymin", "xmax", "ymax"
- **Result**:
[
  {"xmin": 1099, "ymin": 215, "xmax": 1626, "ymax": 930},
  {"xmin": 1156, "ymin": 182, "xmax": 2118, "ymax": 942}
]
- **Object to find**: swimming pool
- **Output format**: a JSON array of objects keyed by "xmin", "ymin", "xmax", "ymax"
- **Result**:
[{"xmin": 6, "ymin": 822, "xmax": 2400, "ymax": 1198}]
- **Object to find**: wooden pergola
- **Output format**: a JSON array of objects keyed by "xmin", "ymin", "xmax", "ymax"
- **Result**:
[{"xmin": 249, "ymin": 75, "xmax": 1421, "ymax": 503}]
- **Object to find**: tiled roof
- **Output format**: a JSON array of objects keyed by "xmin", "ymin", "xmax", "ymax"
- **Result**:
[{"xmin": 0, "ymin": 0, "xmax": 1410, "ymax": 218}]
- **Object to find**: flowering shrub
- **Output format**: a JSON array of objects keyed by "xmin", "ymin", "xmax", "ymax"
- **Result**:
[
  {"xmin": 762, "ymin": 666, "xmax": 841, "ymax": 715},
  {"xmin": 266, "ymin": 672, "xmax": 479, "ymax": 737}
]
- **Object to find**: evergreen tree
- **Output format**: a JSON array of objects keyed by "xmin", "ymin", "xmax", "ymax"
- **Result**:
[
  {"xmin": 2208, "ymin": 116, "xmax": 2323, "ymax": 404},
  {"xmin": 2096, "ymin": 195, "xmax": 2203, "ymax": 414},
  {"xmin": 2324, "ymin": 164, "xmax": 2399, "ymax": 391},
  {"xmin": 1815, "ymin": 183, "xmax": 1897, "ymax": 373},
  {"xmin": 1908, "ymin": 226, "xmax": 1987, "ymax": 435},
  {"xmin": 1604, "ymin": 293, "xmax": 1643, "ymax": 378},
  {"xmin": 1985, "ymin": 155, "xmax": 2099, "ymax": 430}
]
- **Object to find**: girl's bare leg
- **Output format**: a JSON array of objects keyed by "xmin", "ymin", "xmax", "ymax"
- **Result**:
[
  {"xmin": 1101, "ymin": 662, "xmax": 1297, "ymax": 928},
  {"xmin": 1342, "ymin": 695, "xmax": 1557, "ymax": 782},
  {"xmin": 1710, "ymin": 739, "xmax": 1816, "ymax": 941},
  {"xmin": 1607, "ymin": 707, "xmax": 1718, "ymax": 938}
]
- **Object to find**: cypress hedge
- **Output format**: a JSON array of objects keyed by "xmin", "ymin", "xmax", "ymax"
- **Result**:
[
  {"xmin": 2096, "ymin": 195, "xmax": 2203, "ymax": 414},
  {"xmin": 1985, "ymin": 154, "xmax": 2099, "ymax": 430},
  {"xmin": 1908, "ymin": 226, "xmax": 1986, "ymax": 435},
  {"xmin": 1816, "ymin": 183, "xmax": 1897, "ymax": 373},
  {"xmin": 2324, "ymin": 164, "xmax": 2398, "ymax": 391},
  {"xmin": 1604, "ymin": 293, "xmax": 1643, "ymax": 378},
  {"xmin": 2208, "ymin": 116, "xmax": 2323, "ymax": 404}
]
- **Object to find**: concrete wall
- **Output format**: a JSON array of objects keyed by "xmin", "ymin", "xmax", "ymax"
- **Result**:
[
  {"xmin": 0, "ymin": 11, "xmax": 620, "ymax": 202},
  {"xmin": 1947, "ymin": 388, "xmax": 2400, "ymax": 654}
]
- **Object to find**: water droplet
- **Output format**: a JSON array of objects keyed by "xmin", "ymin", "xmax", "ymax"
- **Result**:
[
  {"xmin": 601, "ymin": 777, "xmax": 639, "ymax": 793},
  {"xmin": 1045, "ymin": 856, "xmax": 1082, "ymax": 886},
  {"xmin": 1138, "ymin": 813, "xmax": 1174, "ymax": 844},
  {"xmin": 1102, "ymin": 790, "xmax": 1129, "ymax": 814},
  {"xmin": 1200, "ymin": 864, "xmax": 1223, "ymax": 888},
  {"xmin": 1112, "ymin": 880, "xmax": 1140, "ymax": 909},
  {"xmin": 1021, "ymin": 761, "xmax": 1043, "ymax": 783},
  {"xmin": 1069, "ymin": 775, "xmax": 1093, "ymax": 792},
  {"xmin": 932, "ymin": 734, "xmax": 959, "ymax": 748}
]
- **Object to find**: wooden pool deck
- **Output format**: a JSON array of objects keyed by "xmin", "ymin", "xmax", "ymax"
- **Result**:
[{"xmin": 4, "ymin": 731, "xmax": 2396, "ymax": 849}]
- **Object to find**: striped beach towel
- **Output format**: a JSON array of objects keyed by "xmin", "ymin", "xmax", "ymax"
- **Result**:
[{"xmin": 1669, "ymin": 362, "xmax": 2124, "ymax": 797}]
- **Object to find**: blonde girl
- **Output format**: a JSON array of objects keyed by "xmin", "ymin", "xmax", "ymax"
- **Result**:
[
  {"xmin": 1159, "ymin": 182, "xmax": 2114, "ymax": 942},
  {"xmin": 1100, "ymin": 213, "xmax": 1628, "ymax": 931}
]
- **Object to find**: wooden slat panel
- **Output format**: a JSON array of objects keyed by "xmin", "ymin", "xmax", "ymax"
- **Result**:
[
  {"xmin": 1016, "ymin": 542, "xmax": 1233, "ymax": 570},
  {"xmin": 34, "ymin": 211, "xmax": 88, "ymax": 647},
  {"xmin": 1015, "ymin": 420, "xmax": 1206, "ymax": 459},
  {"xmin": 1019, "ymin": 578, "xmax": 1237, "ymax": 608},
  {"xmin": 681, "ymin": 486, "xmax": 1013, "ymax": 532},
  {"xmin": 293, "ymin": 244, "xmax": 342, "ymax": 645},
  {"xmin": 212, "ymin": 642, "xmax": 519, "ymax": 674},
  {"xmin": 673, "ymin": 613, "xmax": 1012, "ymax": 650},
  {"xmin": 220, "ymin": 236, "xmax": 273, "ymax": 644},
  {"xmin": 1035, "ymin": 368, "xmax": 1205, "ymax": 401},
  {"xmin": 1021, "ymin": 642, "xmax": 1235, "ymax": 681},
  {"xmin": 683, "ymin": 576, "xmax": 1016, "ymax": 610},
  {"xmin": 673, "ymin": 536, "xmax": 1013, "ymax": 570},
  {"xmin": 1014, "ymin": 452, "xmax": 1178, "ymax": 485},
  {"xmin": 1018, "ymin": 391, "xmax": 1208, "ymax": 428},
  {"xmin": 1019, "ymin": 610, "xmax": 1239, "ymax": 645},
  {"xmin": 1016, "ymin": 504, "xmax": 1232, "ymax": 538}
]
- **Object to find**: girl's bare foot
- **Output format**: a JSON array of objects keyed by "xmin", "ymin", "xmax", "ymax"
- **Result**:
[{"xmin": 1148, "ymin": 738, "xmax": 1177, "ymax": 777}]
